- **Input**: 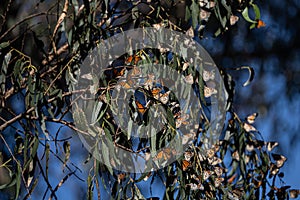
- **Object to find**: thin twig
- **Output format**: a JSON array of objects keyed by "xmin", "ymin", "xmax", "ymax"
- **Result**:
[
  {"xmin": 0, "ymin": 107, "xmax": 35, "ymax": 131},
  {"xmin": 0, "ymin": 12, "xmax": 47, "ymax": 41},
  {"xmin": 51, "ymin": 0, "xmax": 69, "ymax": 54}
]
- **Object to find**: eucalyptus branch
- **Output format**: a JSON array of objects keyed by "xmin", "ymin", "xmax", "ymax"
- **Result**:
[{"xmin": 0, "ymin": 12, "xmax": 47, "ymax": 41}]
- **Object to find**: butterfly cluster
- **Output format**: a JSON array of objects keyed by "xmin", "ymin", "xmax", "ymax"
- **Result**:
[
  {"xmin": 178, "ymin": 141, "xmax": 228, "ymax": 197},
  {"xmin": 170, "ymin": 110, "xmax": 290, "ymax": 199}
]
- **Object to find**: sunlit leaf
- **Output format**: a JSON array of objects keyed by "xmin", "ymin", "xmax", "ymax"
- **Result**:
[
  {"xmin": 252, "ymin": 3, "xmax": 261, "ymax": 20},
  {"xmin": 242, "ymin": 7, "xmax": 256, "ymax": 24},
  {"xmin": 0, "ymin": 41, "xmax": 10, "ymax": 49},
  {"xmin": 63, "ymin": 141, "xmax": 70, "ymax": 171}
]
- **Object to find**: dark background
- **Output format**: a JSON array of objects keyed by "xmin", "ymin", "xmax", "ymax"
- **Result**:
[{"xmin": 200, "ymin": 0, "xmax": 300, "ymax": 189}]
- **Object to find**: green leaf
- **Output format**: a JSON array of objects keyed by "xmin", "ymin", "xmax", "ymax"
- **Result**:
[
  {"xmin": 190, "ymin": 0, "xmax": 199, "ymax": 29},
  {"xmin": 151, "ymin": 127, "xmax": 157, "ymax": 158},
  {"xmin": 214, "ymin": 28, "xmax": 222, "ymax": 37},
  {"xmin": 45, "ymin": 142, "xmax": 50, "ymax": 178},
  {"xmin": 15, "ymin": 164, "xmax": 22, "ymax": 200},
  {"xmin": 49, "ymin": 89, "xmax": 61, "ymax": 98},
  {"xmin": 0, "ymin": 41, "xmax": 10, "ymax": 49},
  {"xmin": 87, "ymin": 175, "xmax": 93, "ymax": 200},
  {"xmin": 185, "ymin": 6, "xmax": 191, "ymax": 22},
  {"xmin": 40, "ymin": 117, "xmax": 50, "ymax": 140},
  {"xmin": 63, "ymin": 141, "xmax": 71, "ymax": 170},
  {"xmin": 242, "ymin": 7, "xmax": 256, "ymax": 23},
  {"xmin": 127, "ymin": 119, "xmax": 133, "ymax": 140},
  {"xmin": 0, "ymin": 52, "xmax": 11, "ymax": 94},
  {"xmin": 252, "ymin": 3, "xmax": 261, "ymax": 20},
  {"xmin": 73, "ymin": 105, "xmax": 89, "ymax": 132},
  {"xmin": 101, "ymin": 140, "xmax": 113, "ymax": 175},
  {"xmin": 23, "ymin": 135, "xmax": 39, "ymax": 172},
  {"xmin": 166, "ymin": 108, "xmax": 176, "ymax": 129},
  {"xmin": 91, "ymin": 101, "xmax": 103, "ymax": 125},
  {"xmin": 250, "ymin": 23, "xmax": 256, "ymax": 29}
]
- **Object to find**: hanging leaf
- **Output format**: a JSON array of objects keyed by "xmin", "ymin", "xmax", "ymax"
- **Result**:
[
  {"xmin": 87, "ymin": 175, "xmax": 93, "ymax": 200},
  {"xmin": 190, "ymin": 0, "xmax": 199, "ymax": 29},
  {"xmin": 63, "ymin": 141, "xmax": 71, "ymax": 171},
  {"xmin": 73, "ymin": 105, "xmax": 89, "ymax": 132},
  {"xmin": 45, "ymin": 142, "xmax": 50, "ymax": 178},
  {"xmin": 242, "ymin": 7, "xmax": 256, "ymax": 24},
  {"xmin": 15, "ymin": 164, "xmax": 22, "ymax": 200},
  {"xmin": 251, "ymin": 3, "xmax": 261, "ymax": 20},
  {"xmin": 0, "ymin": 52, "xmax": 11, "ymax": 94},
  {"xmin": 101, "ymin": 140, "xmax": 113, "ymax": 175},
  {"xmin": 236, "ymin": 66, "xmax": 255, "ymax": 87},
  {"xmin": 0, "ymin": 41, "xmax": 10, "ymax": 49}
]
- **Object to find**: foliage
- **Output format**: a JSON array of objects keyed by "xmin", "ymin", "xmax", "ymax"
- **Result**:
[{"xmin": 0, "ymin": 0, "xmax": 298, "ymax": 199}]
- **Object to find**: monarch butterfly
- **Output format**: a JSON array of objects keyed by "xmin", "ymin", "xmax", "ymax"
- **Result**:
[
  {"xmin": 256, "ymin": 19, "xmax": 266, "ymax": 28},
  {"xmin": 182, "ymin": 133, "xmax": 194, "ymax": 145},
  {"xmin": 182, "ymin": 61, "xmax": 189, "ymax": 71},
  {"xmin": 204, "ymin": 86, "xmax": 217, "ymax": 98},
  {"xmin": 184, "ymin": 151, "xmax": 194, "ymax": 161},
  {"xmin": 211, "ymin": 142, "xmax": 222, "ymax": 152},
  {"xmin": 199, "ymin": 9, "xmax": 210, "ymax": 20},
  {"xmin": 159, "ymin": 91, "xmax": 170, "ymax": 104},
  {"xmin": 117, "ymin": 173, "xmax": 126, "ymax": 184},
  {"xmin": 243, "ymin": 122, "xmax": 257, "ymax": 132},
  {"xmin": 289, "ymin": 189, "xmax": 300, "ymax": 199},
  {"xmin": 119, "ymin": 81, "xmax": 131, "ymax": 89},
  {"xmin": 203, "ymin": 170, "xmax": 213, "ymax": 181},
  {"xmin": 214, "ymin": 177, "xmax": 224, "ymax": 187},
  {"xmin": 246, "ymin": 143, "xmax": 255, "ymax": 152},
  {"xmin": 113, "ymin": 67, "xmax": 126, "ymax": 77},
  {"xmin": 135, "ymin": 100, "xmax": 148, "ymax": 115},
  {"xmin": 245, "ymin": 155, "xmax": 251, "ymax": 164},
  {"xmin": 270, "ymin": 163, "xmax": 279, "ymax": 177},
  {"xmin": 252, "ymin": 178, "xmax": 262, "ymax": 188},
  {"xmin": 186, "ymin": 27, "xmax": 194, "ymax": 37},
  {"xmin": 184, "ymin": 74, "xmax": 194, "ymax": 84},
  {"xmin": 151, "ymin": 87, "xmax": 162, "ymax": 100},
  {"xmin": 272, "ymin": 153, "xmax": 287, "ymax": 168},
  {"xmin": 214, "ymin": 167, "xmax": 224, "ymax": 177},
  {"xmin": 246, "ymin": 112, "xmax": 258, "ymax": 124},
  {"xmin": 155, "ymin": 148, "xmax": 177, "ymax": 161},
  {"xmin": 203, "ymin": 70, "xmax": 215, "ymax": 82},
  {"xmin": 175, "ymin": 116, "xmax": 189, "ymax": 129},
  {"xmin": 208, "ymin": 156, "xmax": 222, "ymax": 166},
  {"xmin": 227, "ymin": 173, "xmax": 237, "ymax": 184},
  {"xmin": 155, "ymin": 151, "xmax": 165, "ymax": 160},
  {"xmin": 182, "ymin": 159, "xmax": 192, "ymax": 171},
  {"xmin": 188, "ymin": 183, "xmax": 204, "ymax": 191},
  {"xmin": 230, "ymin": 15, "xmax": 239, "ymax": 26},
  {"xmin": 232, "ymin": 150, "xmax": 240, "ymax": 161},
  {"xmin": 125, "ymin": 55, "xmax": 141, "ymax": 65},
  {"xmin": 206, "ymin": 149, "xmax": 215, "ymax": 158},
  {"xmin": 266, "ymin": 141, "xmax": 278, "ymax": 152}
]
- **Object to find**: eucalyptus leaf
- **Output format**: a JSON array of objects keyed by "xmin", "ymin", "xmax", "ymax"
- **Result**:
[
  {"xmin": 73, "ymin": 105, "xmax": 89, "ymax": 132},
  {"xmin": 190, "ymin": 0, "xmax": 199, "ymax": 29},
  {"xmin": 242, "ymin": 7, "xmax": 256, "ymax": 23},
  {"xmin": 252, "ymin": 3, "xmax": 261, "ymax": 20},
  {"xmin": 101, "ymin": 140, "xmax": 113, "ymax": 175},
  {"xmin": 0, "ymin": 52, "xmax": 11, "ymax": 94},
  {"xmin": 0, "ymin": 41, "xmax": 10, "ymax": 49}
]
